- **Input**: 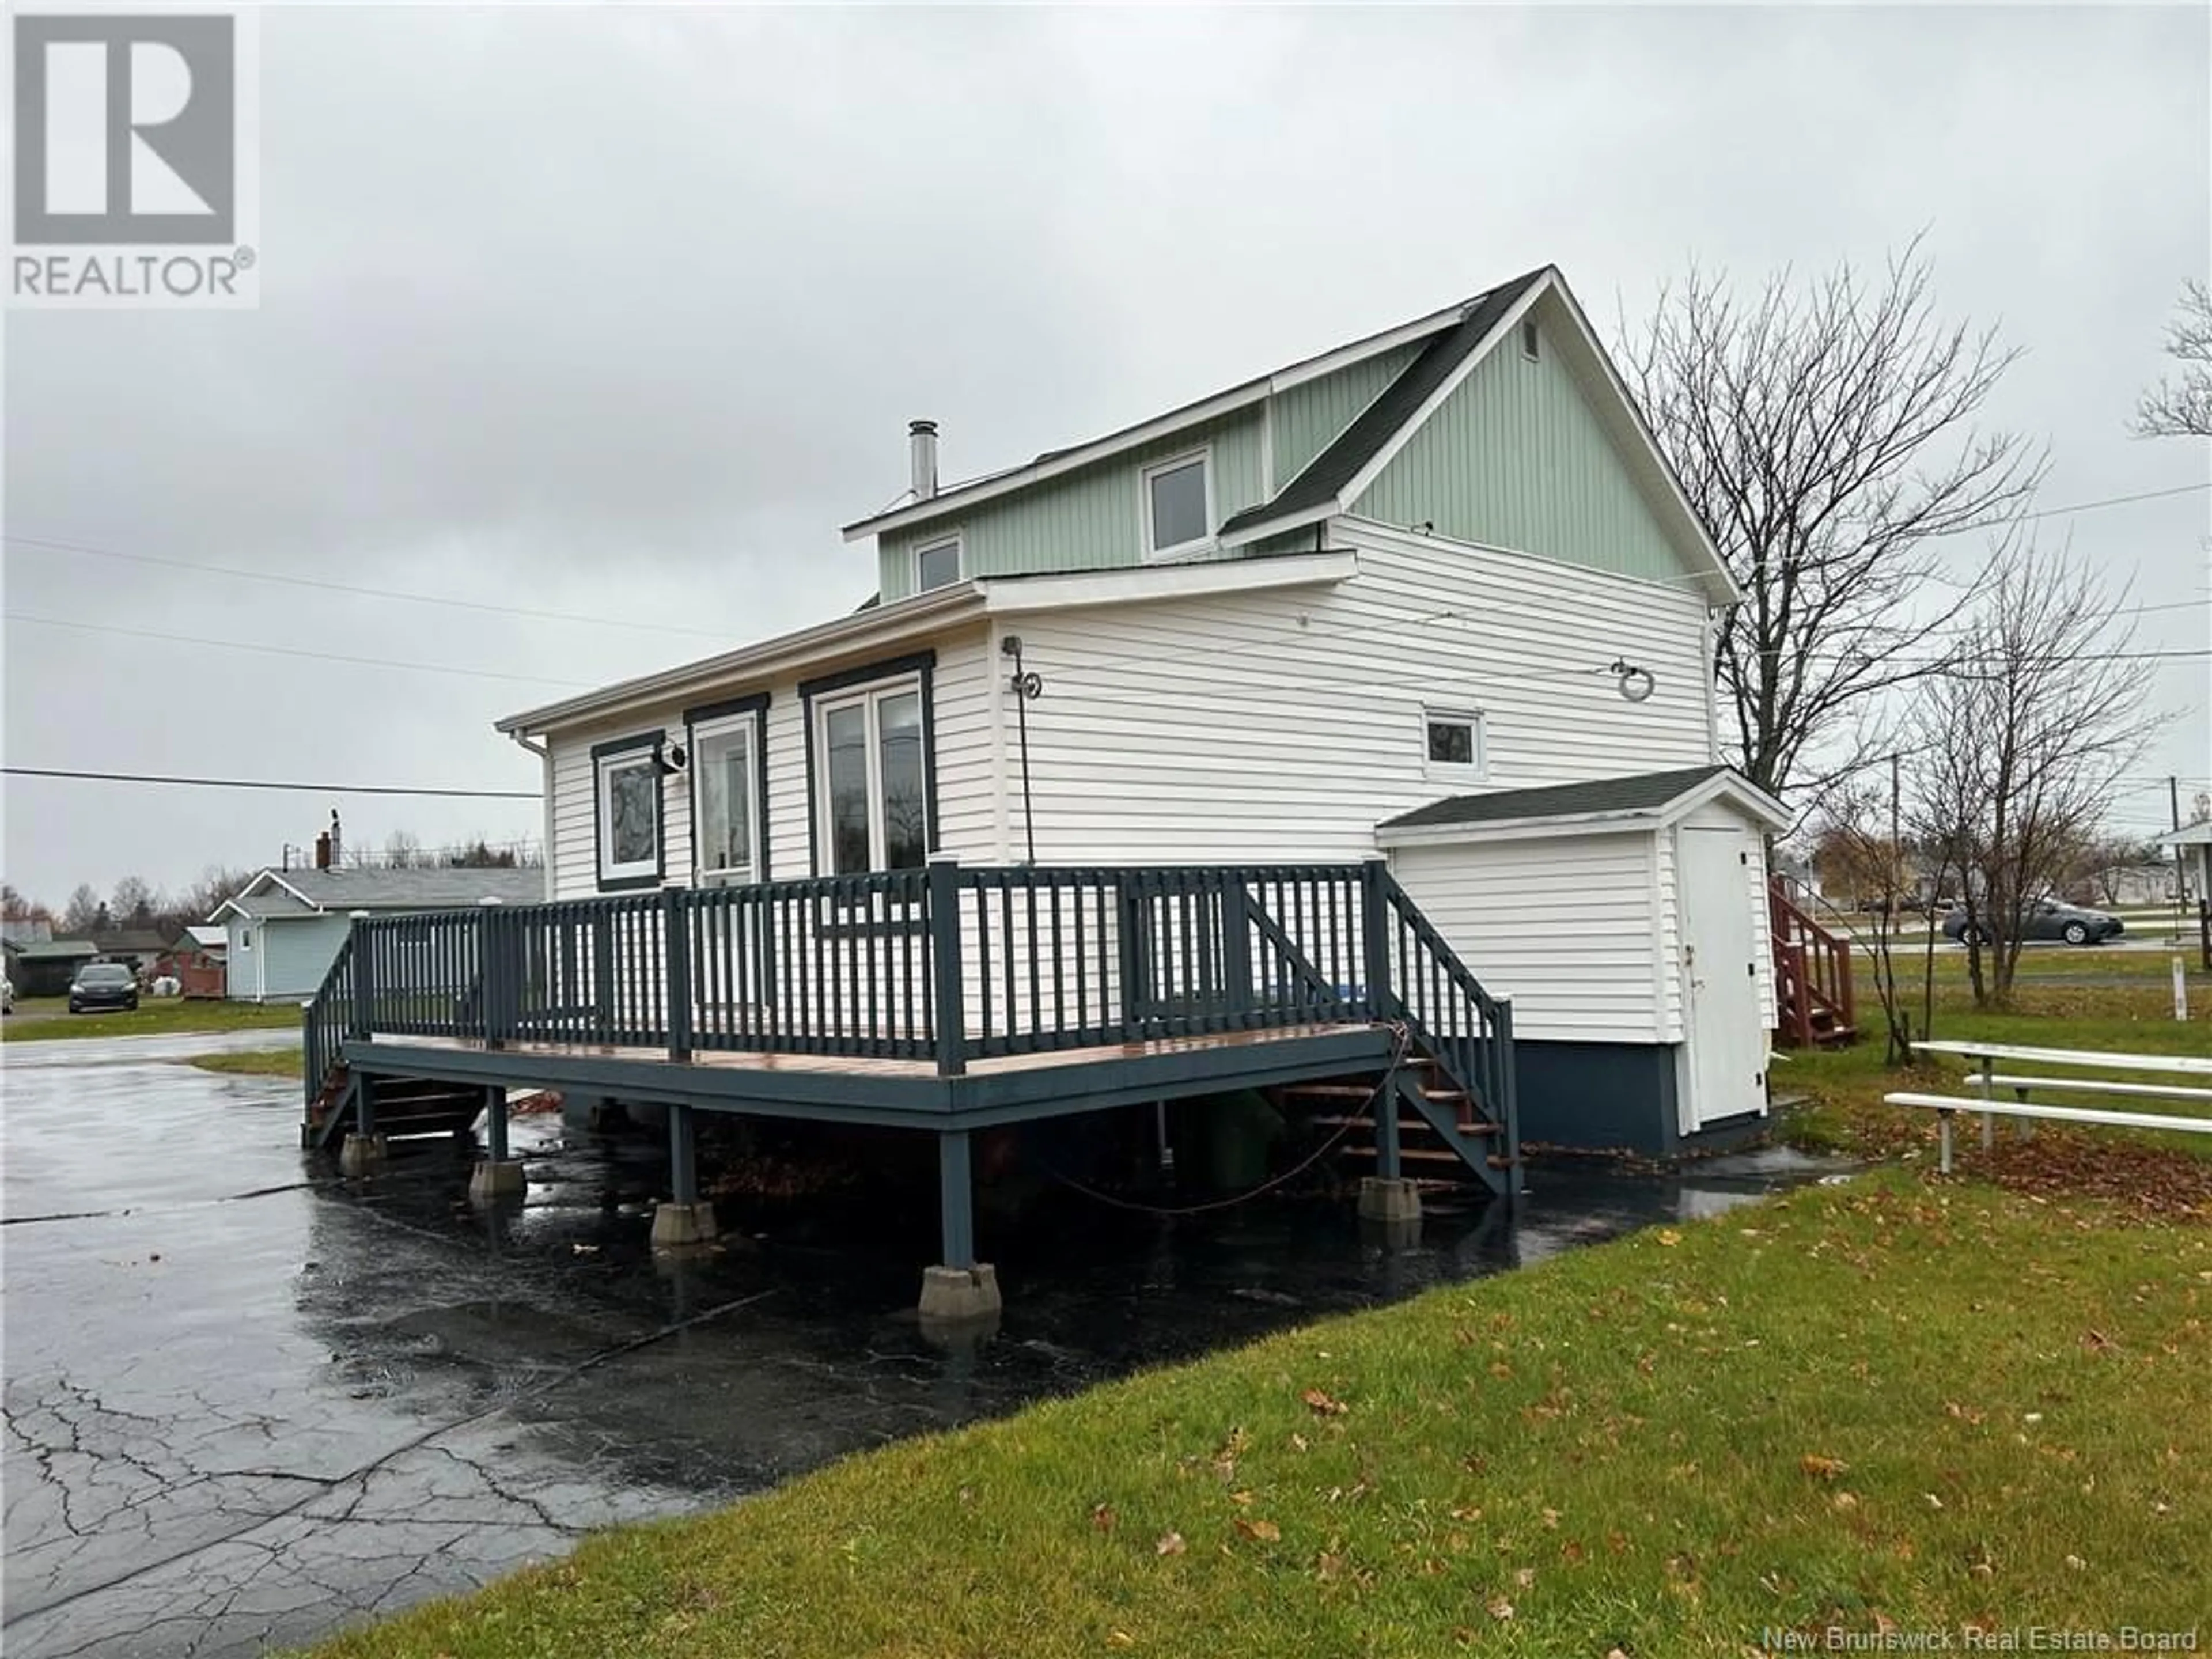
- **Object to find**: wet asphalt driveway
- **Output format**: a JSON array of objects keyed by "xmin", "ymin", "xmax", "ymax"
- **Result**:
[{"xmin": 2, "ymin": 1029, "xmax": 1840, "ymax": 1657}]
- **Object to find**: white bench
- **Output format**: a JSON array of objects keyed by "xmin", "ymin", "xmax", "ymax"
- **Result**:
[{"xmin": 1884, "ymin": 1090, "xmax": 2212, "ymax": 1175}]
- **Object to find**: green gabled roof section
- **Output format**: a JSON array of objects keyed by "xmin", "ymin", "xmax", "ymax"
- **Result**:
[{"xmin": 1218, "ymin": 269, "xmax": 1548, "ymax": 540}]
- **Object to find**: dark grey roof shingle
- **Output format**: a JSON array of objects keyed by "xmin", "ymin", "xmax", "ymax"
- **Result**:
[
  {"xmin": 1379, "ymin": 765, "xmax": 1736, "ymax": 831},
  {"xmin": 1219, "ymin": 268, "xmax": 1549, "ymax": 539}
]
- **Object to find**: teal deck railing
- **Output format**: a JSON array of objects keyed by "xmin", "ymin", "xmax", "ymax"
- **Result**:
[{"xmin": 301, "ymin": 861, "xmax": 1516, "ymax": 1140}]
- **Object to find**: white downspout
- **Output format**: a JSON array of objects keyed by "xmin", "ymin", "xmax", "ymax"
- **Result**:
[{"xmin": 509, "ymin": 730, "xmax": 554, "ymax": 900}]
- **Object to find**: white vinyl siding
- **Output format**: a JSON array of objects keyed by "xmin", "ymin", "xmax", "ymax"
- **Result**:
[
  {"xmin": 1387, "ymin": 831, "xmax": 1662, "ymax": 1044},
  {"xmin": 544, "ymin": 627, "xmax": 998, "ymax": 900},
  {"xmin": 978, "ymin": 517, "xmax": 1717, "ymax": 865}
]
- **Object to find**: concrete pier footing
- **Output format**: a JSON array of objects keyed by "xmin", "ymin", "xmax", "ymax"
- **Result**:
[
  {"xmin": 650, "ymin": 1200, "xmax": 718, "ymax": 1249},
  {"xmin": 918, "ymin": 1263, "xmax": 1002, "ymax": 1323},
  {"xmin": 1357, "ymin": 1176, "xmax": 1422, "ymax": 1224},
  {"xmin": 468, "ymin": 1160, "xmax": 526, "ymax": 1202},
  {"xmin": 338, "ymin": 1134, "xmax": 387, "ymax": 1176}
]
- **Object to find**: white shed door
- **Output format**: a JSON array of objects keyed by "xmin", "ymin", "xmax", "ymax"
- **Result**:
[{"xmin": 1679, "ymin": 825, "xmax": 1764, "ymax": 1131}]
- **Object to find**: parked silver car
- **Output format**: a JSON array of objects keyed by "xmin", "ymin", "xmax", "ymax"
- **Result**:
[{"xmin": 1942, "ymin": 899, "xmax": 2125, "ymax": 947}]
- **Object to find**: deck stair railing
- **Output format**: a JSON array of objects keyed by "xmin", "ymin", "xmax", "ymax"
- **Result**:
[
  {"xmin": 300, "ymin": 862, "xmax": 1518, "ymax": 1162},
  {"xmin": 1768, "ymin": 876, "xmax": 1856, "ymax": 1048}
]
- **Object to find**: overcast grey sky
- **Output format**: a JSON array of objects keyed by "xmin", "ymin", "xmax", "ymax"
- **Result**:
[{"xmin": 4, "ymin": 3, "xmax": 2207, "ymax": 906}]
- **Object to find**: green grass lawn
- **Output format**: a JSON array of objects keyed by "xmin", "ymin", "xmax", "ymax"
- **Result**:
[
  {"xmin": 183, "ymin": 1046, "xmax": 304, "ymax": 1079},
  {"xmin": 305, "ymin": 1169, "xmax": 2211, "ymax": 1657},
  {"xmin": 1, "ymin": 996, "xmax": 304, "ymax": 1043}
]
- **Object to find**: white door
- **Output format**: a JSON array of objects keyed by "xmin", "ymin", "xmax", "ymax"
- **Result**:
[{"xmin": 1678, "ymin": 824, "xmax": 1765, "ymax": 1132}]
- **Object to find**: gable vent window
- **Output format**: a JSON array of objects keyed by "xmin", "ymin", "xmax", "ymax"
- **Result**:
[
  {"xmin": 1423, "ymin": 707, "xmax": 1486, "ymax": 779},
  {"xmin": 1520, "ymin": 318, "xmax": 1540, "ymax": 361},
  {"xmin": 915, "ymin": 536, "xmax": 961, "ymax": 593},
  {"xmin": 1142, "ymin": 450, "xmax": 1213, "ymax": 559}
]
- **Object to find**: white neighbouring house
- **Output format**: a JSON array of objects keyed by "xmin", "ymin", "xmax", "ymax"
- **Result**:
[{"xmin": 497, "ymin": 265, "xmax": 1788, "ymax": 1154}]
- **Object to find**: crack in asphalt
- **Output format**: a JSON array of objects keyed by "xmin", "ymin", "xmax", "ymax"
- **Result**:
[{"xmin": 2, "ymin": 1287, "xmax": 778, "ymax": 1638}]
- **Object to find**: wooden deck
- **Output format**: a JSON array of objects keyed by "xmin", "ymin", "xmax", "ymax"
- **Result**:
[{"xmin": 349, "ymin": 1020, "xmax": 1404, "ymax": 1131}]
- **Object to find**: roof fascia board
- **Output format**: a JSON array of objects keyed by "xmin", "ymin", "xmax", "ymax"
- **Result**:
[
  {"xmin": 978, "ymin": 550, "xmax": 1358, "ymax": 616},
  {"xmin": 497, "ymin": 585, "xmax": 984, "ymax": 737},
  {"xmin": 1377, "ymin": 810, "xmax": 1666, "ymax": 849},
  {"xmin": 1215, "ymin": 501, "xmax": 1336, "ymax": 550}
]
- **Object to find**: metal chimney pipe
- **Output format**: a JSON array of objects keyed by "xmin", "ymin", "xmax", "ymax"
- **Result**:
[{"xmin": 908, "ymin": 419, "xmax": 938, "ymax": 503}]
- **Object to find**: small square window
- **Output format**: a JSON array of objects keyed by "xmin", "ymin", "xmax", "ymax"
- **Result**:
[
  {"xmin": 1143, "ymin": 452, "xmax": 1211, "ymax": 557},
  {"xmin": 915, "ymin": 537, "xmax": 961, "ymax": 593},
  {"xmin": 1520, "ymin": 318, "xmax": 1539, "ymax": 361},
  {"xmin": 1424, "ymin": 708, "xmax": 1484, "ymax": 776}
]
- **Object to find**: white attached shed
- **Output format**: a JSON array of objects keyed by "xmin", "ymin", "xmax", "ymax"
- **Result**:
[{"xmin": 1377, "ymin": 765, "xmax": 1791, "ymax": 1155}]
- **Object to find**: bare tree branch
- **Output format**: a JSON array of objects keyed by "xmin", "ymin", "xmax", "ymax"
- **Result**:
[
  {"xmin": 2134, "ymin": 279, "xmax": 2212, "ymax": 439},
  {"xmin": 1619, "ymin": 237, "xmax": 2045, "ymax": 798}
]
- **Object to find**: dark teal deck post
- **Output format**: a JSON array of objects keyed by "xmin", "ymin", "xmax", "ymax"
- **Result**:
[
  {"xmin": 1374, "ymin": 1074, "xmax": 1402, "ymax": 1179},
  {"xmin": 485, "ymin": 1083, "xmax": 509, "ymax": 1163},
  {"xmin": 1360, "ymin": 858, "xmax": 1393, "ymax": 1020},
  {"xmin": 482, "ymin": 901, "xmax": 510, "ymax": 1050},
  {"xmin": 348, "ymin": 914, "xmax": 374, "ymax": 1039},
  {"xmin": 927, "ymin": 855, "xmax": 966, "ymax": 1077},
  {"xmin": 919, "ymin": 1126, "xmax": 1000, "ymax": 1321},
  {"xmin": 355, "ymin": 1074, "xmax": 377, "ymax": 1137},
  {"xmin": 649, "ymin": 1100, "xmax": 716, "ymax": 1247},
  {"xmin": 669, "ymin": 1103, "xmax": 698, "ymax": 1205},
  {"xmin": 664, "ymin": 886, "xmax": 693, "ymax": 1063},
  {"xmin": 938, "ymin": 1129, "xmax": 974, "ymax": 1268}
]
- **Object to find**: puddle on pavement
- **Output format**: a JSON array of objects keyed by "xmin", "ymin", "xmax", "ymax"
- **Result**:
[{"xmin": 2, "ymin": 1050, "xmax": 1852, "ymax": 1659}]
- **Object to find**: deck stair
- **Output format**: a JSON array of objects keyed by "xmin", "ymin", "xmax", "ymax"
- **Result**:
[
  {"xmin": 303, "ymin": 1064, "xmax": 485, "ymax": 1152},
  {"xmin": 1282, "ymin": 1052, "xmax": 1516, "ymax": 1188},
  {"xmin": 1769, "ymin": 876, "xmax": 1857, "ymax": 1049}
]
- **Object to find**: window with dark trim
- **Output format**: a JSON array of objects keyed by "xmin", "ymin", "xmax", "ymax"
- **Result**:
[
  {"xmin": 684, "ymin": 691, "xmax": 770, "ymax": 886},
  {"xmin": 800, "ymin": 651, "xmax": 938, "ymax": 878},
  {"xmin": 591, "ymin": 732, "xmax": 665, "ymax": 891}
]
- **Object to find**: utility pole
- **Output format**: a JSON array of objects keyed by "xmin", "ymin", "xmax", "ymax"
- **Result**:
[{"xmin": 1890, "ymin": 751, "xmax": 1903, "ymax": 921}]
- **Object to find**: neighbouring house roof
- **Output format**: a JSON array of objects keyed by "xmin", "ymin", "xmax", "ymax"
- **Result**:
[
  {"xmin": 495, "ymin": 549, "xmax": 1359, "ymax": 738},
  {"xmin": 3, "ymin": 938, "xmax": 101, "ymax": 960},
  {"xmin": 2159, "ymin": 821, "xmax": 2212, "ymax": 848},
  {"xmin": 1376, "ymin": 764, "xmax": 1791, "ymax": 845},
  {"xmin": 211, "ymin": 866, "xmax": 545, "ymax": 923},
  {"xmin": 89, "ymin": 929, "xmax": 171, "ymax": 955}
]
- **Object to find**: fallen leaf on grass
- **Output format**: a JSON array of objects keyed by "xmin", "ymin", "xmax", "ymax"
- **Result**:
[
  {"xmin": 1234, "ymin": 1517, "xmax": 1281, "ymax": 1543},
  {"xmin": 1800, "ymin": 1453, "xmax": 1848, "ymax": 1480},
  {"xmin": 1091, "ymin": 1503, "xmax": 1115, "ymax": 1532},
  {"xmin": 1107, "ymin": 1633, "xmax": 1134, "ymax": 1649},
  {"xmin": 1487, "ymin": 1596, "xmax": 1515, "ymax": 1620},
  {"xmin": 1302, "ymin": 1388, "xmax": 1349, "ymax": 1416},
  {"xmin": 1657, "ymin": 1229, "xmax": 1682, "ymax": 1247},
  {"xmin": 1155, "ymin": 1531, "xmax": 1185, "ymax": 1556}
]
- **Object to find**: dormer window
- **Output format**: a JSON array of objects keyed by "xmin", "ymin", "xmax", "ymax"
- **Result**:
[
  {"xmin": 1142, "ymin": 450, "xmax": 1213, "ymax": 559},
  {"xmin": 915, "ymin": 536, "xmax": 961, "ymax": 593}
]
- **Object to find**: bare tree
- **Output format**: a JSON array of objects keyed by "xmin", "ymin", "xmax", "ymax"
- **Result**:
[
  {"xmin": 1810, "ymin": 787, "xmax": 1944, "ymax": 1064},
  {"xmin": 382, "ymin": 830, "xmax": 425, "ymax": 869},
  {"xmin": 2, "ymin": 884, "xmax": 53, "ymax": 923},
  {"xmin": 173, "ymin": 865, "xmax": 256, "ymax": 926},
  {"xmin": 1910, "ymin": 542, "xmax": 2164, "ymax": 1007},
  {"xmin": 1620, "ymin": 238, "xmax": 2043, "ymax": 804},
  {"xmin": 111, "ymin": 876, "xmax": 160, "ymax": 928},
  {"xmin": 2134, "ymin": 279, "xmax": 2212, "ymax": 439},
  {"xmin": 59, "ymin": 884, "xmax": 104, "ymax": 934}
]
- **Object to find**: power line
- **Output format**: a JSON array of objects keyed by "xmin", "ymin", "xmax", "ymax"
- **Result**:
[
  {"xmin": 3, "ymin": 532, "xmax": 736, "ymax": 639},
  {"xmin": 5, "ymin": 612, "xmax": 593, "ymax": 688},
  {"xmin": 5, "ymin": 767, "xmax": 540, "ymax": 800}
]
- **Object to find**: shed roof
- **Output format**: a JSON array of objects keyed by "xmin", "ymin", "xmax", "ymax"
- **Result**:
[
  {"xmin": 1377, "ymin": 764, "xmax": 1790, "ymax": 844},
  {"xmin": 4, "ymin": 938, "xmax": 101, "ymax": 960}
]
